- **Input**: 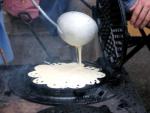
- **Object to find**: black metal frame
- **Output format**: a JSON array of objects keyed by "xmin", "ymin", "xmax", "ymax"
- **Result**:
[
  {"xmin": 81, "ymin": 0, "xmax": 128, "ymax": 69},
  {"xmin": 81, "ymin": 0, "xmax": 150, "ymax": 75},
  {"xmin": 123, "ymin": 29, "xmax": 150, "ymax": 64}
]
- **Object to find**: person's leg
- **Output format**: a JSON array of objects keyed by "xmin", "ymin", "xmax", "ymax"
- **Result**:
[
  {"xmin": 0, "ymin": 5, "xmax": 13, "ymax": 107},
  {"xmin": 0, "ymin": 9, "xmax": 14, "ymax": 64}
]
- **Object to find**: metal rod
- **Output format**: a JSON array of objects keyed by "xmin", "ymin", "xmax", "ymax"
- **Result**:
[
  {"xmin": 139, "ymin": 29, "xmax": 150, "ymax": 51},
  {"xmin": 124, "ymin": 29, "xmax": 150, "ymax": 64},
  {"xmin": 123, "ymin": 44, "xmax": 145, "ymax": 64},
  {"xmin": 80, "ymin": 0, "xmax": 92, "ymax": 10}
]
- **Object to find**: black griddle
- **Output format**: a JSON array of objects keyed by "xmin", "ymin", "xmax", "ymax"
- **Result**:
[
  {"xmin": 8, "ymin": 64, "xmax": 114, "ymax": 105},
  {"xmin": 0, "ymin": 65, "xmax": 147, "ymax": 113}
]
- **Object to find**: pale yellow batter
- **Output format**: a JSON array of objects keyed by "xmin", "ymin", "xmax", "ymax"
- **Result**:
[
  {"xmin": 77, "ymin": 46, "xmax": 82, "ymax": 65},
  {"xmin": 28, "ymin": 63, "xmax": 105, "ymax": 89}
]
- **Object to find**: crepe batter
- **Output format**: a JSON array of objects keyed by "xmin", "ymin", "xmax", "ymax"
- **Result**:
[
  {"xmin": 77, "ymin": 46, "xmax": 82, "ymax": 65},
  {"xmin": 28, "ymin": 62, "xmax": 105, "ymax": 89},
  {"xmin": 27, "ymin": 35, "xmax": 105, "ymax": 89},
  {"xmin": 26, "ymin": 9, "xmax": 103, "ymax": 89}
]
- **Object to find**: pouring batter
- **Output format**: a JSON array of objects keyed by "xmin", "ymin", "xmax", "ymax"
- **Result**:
[
  {"xmin": 57, "ymin": 11, "xmax": 98, "ymax": 64},
  {"xmin": 28, "ymin": 1, "xmax": 104, "ymax": 89}
]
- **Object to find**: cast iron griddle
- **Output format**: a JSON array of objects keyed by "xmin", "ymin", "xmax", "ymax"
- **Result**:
[
  {"xmin": 0, "ymin": 65, "xmax": 147, "ymax": 113},
  {"xmin": 7, "ymin": 64, "xmax": 114, "ymax": 105}
]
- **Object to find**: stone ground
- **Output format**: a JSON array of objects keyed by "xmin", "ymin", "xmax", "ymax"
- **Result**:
[
  {"xmin": 0, "ymin": 95, "xmax": 49, "ymax": 113},
  {"xmin": 125, "ymin": 47, "xmax": 150, "ymax": 112}
]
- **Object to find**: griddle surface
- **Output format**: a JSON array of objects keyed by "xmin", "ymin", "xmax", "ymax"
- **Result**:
[
  {"xmin": 7, "ymin": 65, "xmax": 114, "ymax": 105},
  {"xmin": 0, "ymin": 65, "xmax": 147, "ymax": 113}
]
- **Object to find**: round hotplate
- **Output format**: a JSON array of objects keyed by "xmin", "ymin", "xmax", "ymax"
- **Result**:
[{"xmin": 8, "ymin": 65, "xmax": 114, "ymax": 105}]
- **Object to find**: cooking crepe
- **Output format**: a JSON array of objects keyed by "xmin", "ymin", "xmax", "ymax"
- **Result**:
[{"xmin": 28, "ymin": 63, "xmax": 105, "ymax": 89}]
